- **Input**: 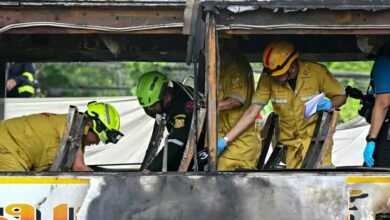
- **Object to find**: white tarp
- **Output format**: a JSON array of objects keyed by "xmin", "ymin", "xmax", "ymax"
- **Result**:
[
  {"xmin": 4, "ymin": 97, "xmax": 368, "ymax": 168},
  {"xmin": 333, "ymin": 116, "xmax": 369, "ymax": 167}
]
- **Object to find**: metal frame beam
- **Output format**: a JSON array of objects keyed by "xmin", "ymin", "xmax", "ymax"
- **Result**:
[
  {"xmin": 0, "ymin": 7, "xmax": 184, "ymax": 35},
  {"xmin": 216, "ymin": 8, "xmax": 390, "ymax": 35},
  {"xmin": 0, "ymin": 62, "xmax": 5, "ymax": 120},
  {"xmin": 205, "ymin": 11, "xmax": 217, "ymax": 171}
]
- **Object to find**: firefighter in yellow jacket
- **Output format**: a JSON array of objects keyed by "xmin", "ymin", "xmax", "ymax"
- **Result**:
[
  {"xmin": 219, "ymin": 41, "xmax": 346, "ymax": 168},
  {"xmin": 217, "ymin": 38, "xmax": 261, "ymax": 171},
  {"xmin": 0, "ymin": 101, "xmax": 123, "ymax": 172}
]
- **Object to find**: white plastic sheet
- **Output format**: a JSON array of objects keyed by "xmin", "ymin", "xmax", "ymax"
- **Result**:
[{"xmin": 4, "ymin": 97, "xmax": 368, "ymax": 168}]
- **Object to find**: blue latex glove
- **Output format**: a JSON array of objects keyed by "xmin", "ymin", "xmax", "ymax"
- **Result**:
[
  {"xmin": 316, "ymin": 99, "xmax": 333, "ymax": 112},
  {"xmin": 363, "ymin": 141, "xmax": 375, "ymax": 167},
  {"xmin": 217, "ymin": 137, "xmax": 227, "ymax": 156}
]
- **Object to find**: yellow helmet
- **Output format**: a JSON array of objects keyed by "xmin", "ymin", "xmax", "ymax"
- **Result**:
[
  {"xmin": 86, "ymin": 101, "xmax": 123, "ymax": 144},
  {"xmin": 262, "ymin": 41, "xmax": 299, "ymax": 76}
]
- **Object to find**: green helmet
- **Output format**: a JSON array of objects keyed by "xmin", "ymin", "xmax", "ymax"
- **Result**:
[
  {"xmin": 86, "ymin": 101, "xmax": 123, "ymax": 144},
  {"xmin": 136, "ymin": 71, "xmax": 169, "ymax": 107}
]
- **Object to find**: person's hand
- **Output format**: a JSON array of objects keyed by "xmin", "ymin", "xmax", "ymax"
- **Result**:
[
  {"xmin": 316, "ymin": 99, "xmax": 333, "ymax": 112},
  {"xmin": 217, "ymin": 137, "xmax": 227, "ymax": 156},
  {"xmin": 363, "ymin": 141, "xmax": 375, "ymax": 167},
  {"xmin": 6, "ymin": 79, "xmax": 17, "ymax": 91}
]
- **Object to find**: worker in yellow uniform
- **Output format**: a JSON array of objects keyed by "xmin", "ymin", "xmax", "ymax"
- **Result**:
[
  {"xmin": 217, "ymin": 38, "xmax": 261, "ymax": 171},
  {"xmin": 0, "ymin": 101, "xmax": 123, "ymax": 171},
  {"xmin": 219, "ymin": 41, "xmax": 346, "ymax": 168}
]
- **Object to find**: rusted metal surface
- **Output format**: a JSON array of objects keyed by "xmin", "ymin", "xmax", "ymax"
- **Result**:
[
  {"xmin": 203, "ymin": 0, "xmax": 390, "ymax": 11},
  {"xmin": 141, "ymin": 114, "xmax": 166, "ymax": 171},
  {"xmin": 216, "ymin": 8, "xmax": 390, "ymax": 35},
  {"xmin": 0, "ymin": 7, "xmax": 183, "ymax": 34},
  {"xmin": 179, "ymin": 108, "xmax": 206, "ymax": 172},
  {"xmin": 0, "ymin": 62, "xmax": 5, "ymax": 120},
  {"xmin": 257, "ymin": 112, "xmax": 278, "ymax": 169},
  {"xmin": 1, "ymin": 1, "xmax": 390, "ymax": 62},
  {"xmin": 0, "ymin": 34, "xmax": 188, "ymax": 62},
  {"xmin": 0, "ymin": 0, "xmax": 186, "ymax": 7},
  {"xmin": 50, "ymin": 106, "xmax": 88, "ymax": 171},
  {"xmin": 301, "ymin": 111, "xmax": 332, "ymax": 169},
  {"xmin": 205, "ymin": 12, "xmax": 217, "ymax": 171},
  {"xmin": 314, "ymin": 109, "xmax": 340, "ymax": 168}
]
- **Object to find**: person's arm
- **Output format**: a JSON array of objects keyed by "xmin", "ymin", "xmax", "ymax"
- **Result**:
[
  {"xmin": 218, "ymin": 98, "xmax": 242, "ymax": 111},
  {"xmin": 320, "ymin": 65, "xmax": 346, "ymax": 109},
  {"xmin": 6, "ymin": 79, "xmax": 17, "ymax": 91},
  {"xmin": 72, "ymin": 148, "xmax": 93, "ymax": 171},
  {"xmin": 368, "ymin": 93, "xmax": 390, "ymax": 138},
  {"xmin": 331, "ymin": 94, "xmax": 347, "ymax": 108},
  {"xmin": 224, "ymin": 104, "xmax": 263, "ymax": 141}
]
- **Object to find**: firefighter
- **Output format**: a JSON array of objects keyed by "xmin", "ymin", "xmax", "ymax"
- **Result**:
[
  {"xmin": 136, "ymin": 71, "xmax": 205, "ymax": 171},
  {"xmin": 6, "ymin": 63, "xmax": 36, "ymax": 98},
  {"xmin": 218, "ymin": 41, "xmax": 346, "ymax": 169},
  {"xmin": 0, "ymin": 101, "xmax": 123, "ymax": 171},
  {"xmin": 217, "ymin": 38, "xmax": 261, "ymax": 171}
]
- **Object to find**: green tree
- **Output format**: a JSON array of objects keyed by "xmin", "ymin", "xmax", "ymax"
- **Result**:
[{"xmin": 38, "ymin": 62, "xmax": 184, "ymax": 97}]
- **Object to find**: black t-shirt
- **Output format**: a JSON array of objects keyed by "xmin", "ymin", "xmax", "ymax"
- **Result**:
[{"xmin": 147, "ymin": 81, "xmax": 205, "ymax": 171}]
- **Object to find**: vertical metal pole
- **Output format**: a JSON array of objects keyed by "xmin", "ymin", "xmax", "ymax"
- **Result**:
[
  {"xmin": 0, "ymin": 61, "xmax": 6, "ymax": 120},
  {"xmin": 205, "ymin": 12, "xmax": 217, "ymax": 171}
]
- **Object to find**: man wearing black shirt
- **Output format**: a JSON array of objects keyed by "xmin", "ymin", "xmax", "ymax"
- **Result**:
[{"xmin": 136, "ymin": 71, "xmax": 204, "ymax": 171}]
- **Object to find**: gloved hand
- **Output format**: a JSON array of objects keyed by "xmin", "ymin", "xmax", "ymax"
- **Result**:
[
  {"xmin": 363, "ymin": 141, "xmax": 375, "ymax": 167},
  {"xmin": 316, "ymin": 99, "xmax": 333, "ymax": 112},
  {"xmin": 217, "ymin": 137, "xmax": 227, "ymax": 156}
]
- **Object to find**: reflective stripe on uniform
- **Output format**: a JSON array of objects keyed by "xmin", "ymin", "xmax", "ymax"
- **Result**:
[
  {"xmin": 228, "ymin": 94, "xmax": 245, "ymax": 104},
  {"xmin": 167, "ymin": 139, "xmax": 184, "ymax": 147},
  {"xmin": 22, "ymin": 71, "xmax": 34, "ymax": 82},
  {"xmin": 18, "ymin": 85, "xmax": 35, "ymax": 94},
  {"xmin": 271, "ymin": 98, "xmax": 288, "ymax": 104},
  {"xmin": 251, "ymin": 100, "xmax": 267, "ymax": 106}
]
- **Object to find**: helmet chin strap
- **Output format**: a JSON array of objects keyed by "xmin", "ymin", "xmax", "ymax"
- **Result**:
[{"xmin": 159, "ymin": 99, "xmax": 165, "ymax": 113}]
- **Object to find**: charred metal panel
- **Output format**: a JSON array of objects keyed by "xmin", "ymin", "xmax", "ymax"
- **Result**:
[
  {"xmin": 0, "ymin": 172, "xmax": 390, "ymax": 219},
  {"xmin": 216, "ymin": 8, "xmax": 390, "ymax": 35},
  {"xmin": 0, "ymin": 7, "xmax": 183, "ymax": 34},
  {"xmin": 76, "ymin": 172, "xmax": 390, "ymax": 220},
  {"xmin": 83, "ymin": 173, "xmax": 347, "ymax": 220},
  {"xmin": 203, "ymin": 0, "xmax": 390, "ymax": 11},
  {"xmin": 1, "ymin": 1, "xmax": 390, "ymax": 62},
  {"xmin": 0, "ymin": 0, "xmax": 186, "ymax": 7},
  {"xmin": 0, "ymin": 34, "xmax": 188, "ymax": 62}
]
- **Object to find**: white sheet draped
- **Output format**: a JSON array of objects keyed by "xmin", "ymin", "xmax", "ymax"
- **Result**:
[{"xmin": 4, "ymin": 97, "xmax": 367, "ymax": 168}]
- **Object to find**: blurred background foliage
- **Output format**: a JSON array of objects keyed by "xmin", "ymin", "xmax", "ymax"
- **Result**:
[
  {"xmin": 37, "ymin": 62, "xmax": 192, "ymax": 97},
  {"xmin": 35, "ymin": 60, "xmax": 373, "ymax": 124}
]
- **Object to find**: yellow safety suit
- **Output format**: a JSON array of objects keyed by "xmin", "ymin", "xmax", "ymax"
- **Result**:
[
  {"xmin": 0, "ymin": 113, "xmax": 67, "ymax": 171},
  {"xmin": 218, "ymin": 53, "xmax": 261, "ymax": 171},
  {"xmin": 252, "ymin": 60, "xmax": 344, "ymax": 168}
]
